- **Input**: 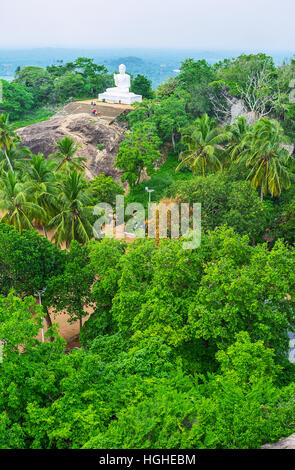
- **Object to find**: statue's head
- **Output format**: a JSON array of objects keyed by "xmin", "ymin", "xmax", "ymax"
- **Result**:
[{"xmin": 119, "ymin": 64, "xmax": 126, "ymax": 74}]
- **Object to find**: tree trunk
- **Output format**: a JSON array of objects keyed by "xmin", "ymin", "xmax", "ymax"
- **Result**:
[
  {"xmin": 79, "ymin": 317, "xmax": 83, "ymax": 332},
  {"xmin": 44, "ymin": 306, "xmax": 55, "ymax": 342},
  {"xmin": 260, "ymin": 185, "xmax": 264, "ymax": 202},
  {"xmin": 171, "ymin": 131, "xmax": 175, "ymax": 150},
  {"xmin": 3, "ymin": 146, "xmax": 13, "ymax": 173},
  {"xmin": 44, "ymin": 309, "xmax": 52, "ymax": 328},
  {"xmin": 135, "ymin": 169, "xmax": 142, "ymax": 186}
]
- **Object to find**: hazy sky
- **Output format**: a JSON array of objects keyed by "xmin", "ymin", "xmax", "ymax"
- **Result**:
[{"xmin": 1, "ymin": 0, "xmax": 295, "ymax": 51}]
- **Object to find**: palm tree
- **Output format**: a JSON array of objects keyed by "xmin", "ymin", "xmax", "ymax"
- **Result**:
[
  {"xmin": 236, "ymin": 118, "xmax": 292, "ymax": 201},
  {"xmin": 0, "ymin": 114, "xmax": 21, "ymax": 172},
  {"xmin": 228, "ymin": 116, "xmax": 250, "ymax": 160},
  {"xmin": 0, "ymin": 144, "xmax": 32, "ymax": 172},
  {"xmin": 0, "ymin": 170, "xmax": 45, "ymax": 233},
  {"xmin": 176, "ymin": 114, "xmax": 230, "ymax": 176},
  {"xmin": 22, "ymin": 153, "xmax": 58, "ymax": 235},
  {"xmin": 47, "ymin": 170, "xmax": 94, "ymax": 247},
  {"xmin": 52, "ymin": 136, "xmax": 86, "ymax": 172}
]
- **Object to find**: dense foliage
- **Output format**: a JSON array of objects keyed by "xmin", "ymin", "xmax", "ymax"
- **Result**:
[
  {"xmin": 0, "ymin": 58, "xmax": 153, "ymax": 123},
  {"xmin": 1, "ymin": 52, "xmax": 295, "ymax": 449}
]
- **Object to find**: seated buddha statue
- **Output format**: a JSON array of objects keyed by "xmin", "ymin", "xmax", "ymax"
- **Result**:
[
  {"xmin": 106, "ymin": 64, "xmax": 131, "ymax": 94},
  {"xmin": 98, "ymin": 64, "xmax": 142, "ymax": 105}
]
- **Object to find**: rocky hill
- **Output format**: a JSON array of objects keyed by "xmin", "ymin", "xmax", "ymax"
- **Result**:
[{"xmin": 17, "ymin": 112, "xmax": 126, "ymax": 182}]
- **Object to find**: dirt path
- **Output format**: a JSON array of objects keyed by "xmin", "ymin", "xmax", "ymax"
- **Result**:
[
  {"xmin": 37, "ymin": 309, "xmax": 90, "ymax": 349},
  {"xmin": 36, "ymin": 225, "xmax": 136, "ymax": 348}
]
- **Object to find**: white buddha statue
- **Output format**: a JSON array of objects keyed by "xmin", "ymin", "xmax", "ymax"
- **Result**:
[
  {"xmin": 98, "ymin": 64, "xmax": 142, "ymax": 105},
  {"xmin": 107, "ymin": 64, "xmax": 131, "ymax": 93}
]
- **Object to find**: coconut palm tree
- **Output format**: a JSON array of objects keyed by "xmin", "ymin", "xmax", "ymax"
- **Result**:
[
  {"xmin": 0, "ymin": 144, "xmax": 32, "ymax": 172},
  {"xmin": 228, "ymin": 116, "xmax": 250, "ymax": 160},
  {"xmin": 236, "ymin": 118, "xmax": 292, "ymax": 200},
  {"xmin": 47, "ymin": 170, "xmax": 94, "ymax": 247},
  {"xmin": 53, "ymin": 136, "xmax": 86, "ymax": 172},
  {"xmin": 0, "ymin": 170, "xmax": 45, "ymax": 233},
  {"xmin": 176, "ymin": 114, "xmax": 230, "ymax": 176},
  {"xmin": 22, "ymin": 153, "xmax": 59, "ymax": 235},
  {"xmin": 0, "ymin": 114, "xmax": 21, "ymax": 172}
]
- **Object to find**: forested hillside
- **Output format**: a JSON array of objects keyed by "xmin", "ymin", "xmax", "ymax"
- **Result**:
[{"xmin": 1, "ymin": 53, "xmax": 295, "ymax": 449}]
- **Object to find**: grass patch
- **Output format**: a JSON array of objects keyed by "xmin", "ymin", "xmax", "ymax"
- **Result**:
[{"xmin": 12, "ymin": 107, "xmax": 58, "ymax": 129}]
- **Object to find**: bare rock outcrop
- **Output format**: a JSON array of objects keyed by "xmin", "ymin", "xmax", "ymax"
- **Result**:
[
  {"xmin": 262, "ymin": 433, "xmax": 295, "ymax": 449},
  {"xmin": 230, "ymin": 98, "xmax": 259, "ymax": 125},
  {"xmin": 17, "ymin": 113, "xmax": 125, "ymax": 182}
]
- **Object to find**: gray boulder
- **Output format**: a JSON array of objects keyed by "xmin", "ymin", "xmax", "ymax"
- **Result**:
[
  {"xmin": 230, "ymin": 98, "xmax": 259, "ymax": 125},
  {"xmin": 16, "ymin": 113, "xmax": 125, "ymax": 183}
]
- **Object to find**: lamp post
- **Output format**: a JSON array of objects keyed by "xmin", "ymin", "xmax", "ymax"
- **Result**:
[
  {"xmin": 34, "ymin": 288, "xmax": 47, "ymax": 343},
  {"xmin": 145, "ymin": 186, "xmax": 155, "ymax": 203}
]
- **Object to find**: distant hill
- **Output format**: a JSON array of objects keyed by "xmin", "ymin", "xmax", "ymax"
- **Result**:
[{"xmin": 0, "ymin": 48, "xmax": 293, "ymax": 87}]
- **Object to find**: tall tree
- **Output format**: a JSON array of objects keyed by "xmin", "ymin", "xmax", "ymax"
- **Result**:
[
  {"xmin": 22, "ymin": 153, "xmax": 58, "ymax": 235},
  {"xmin": 47, "ymin": 170, "xmax": 94, "ymax": 247},
  {"xmin": 115, "ymin": 123, "xmax": 161, "ymax": 188},
  {"xmin": 0, "ymin": 171, "xmax": 45, "ymax": 233},
  {"xmin": 53, "ymin": 136, "xmax": 86, "ymax": 172},
  {"xmin": 0, "ymin": 144, "xmax": 32, "ymax": 172},
  {"xmin": 0, "ymin": 224, "xmax": 65, "ymax": 328},
  {"xmin": 235, "ymin": 118, "xmax": 292, "ymax": 200},
  {"xmin": 0, "ymin": 114, "xmax": 21, "ymax": 172},
  {"xmin": 46, "ymin": 241, "xmax": 95, "ymax": 331},
  {"xmin": 131, "ymin": 74, "xmax": 153, "ymax": 99},
  {"xmin": 152, "ymin": 95, "xmax": 189, "ymax": 148},
  {"xmin": 0, "ymin": 81, "xmax": 35, "ymax": 119},
  {"xmin": 177, "ymin": 114, "xmax": 230, "ymax": 176},
  {"xmin": 229, "ymin": 117, "xmax": 250, "ymax": 155},
  {"xmin": 227, "ymin": 116, "xmax": 251, "ymax": 169}
]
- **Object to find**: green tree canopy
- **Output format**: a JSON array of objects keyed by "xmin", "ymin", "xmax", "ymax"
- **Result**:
[
  {"xmin": 115, "ymin": 123, "xmax": 161, "ymax": 188},
  {"xmin": 131, "ymin": 74, "xmax": 153, "ymax": 99}
]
